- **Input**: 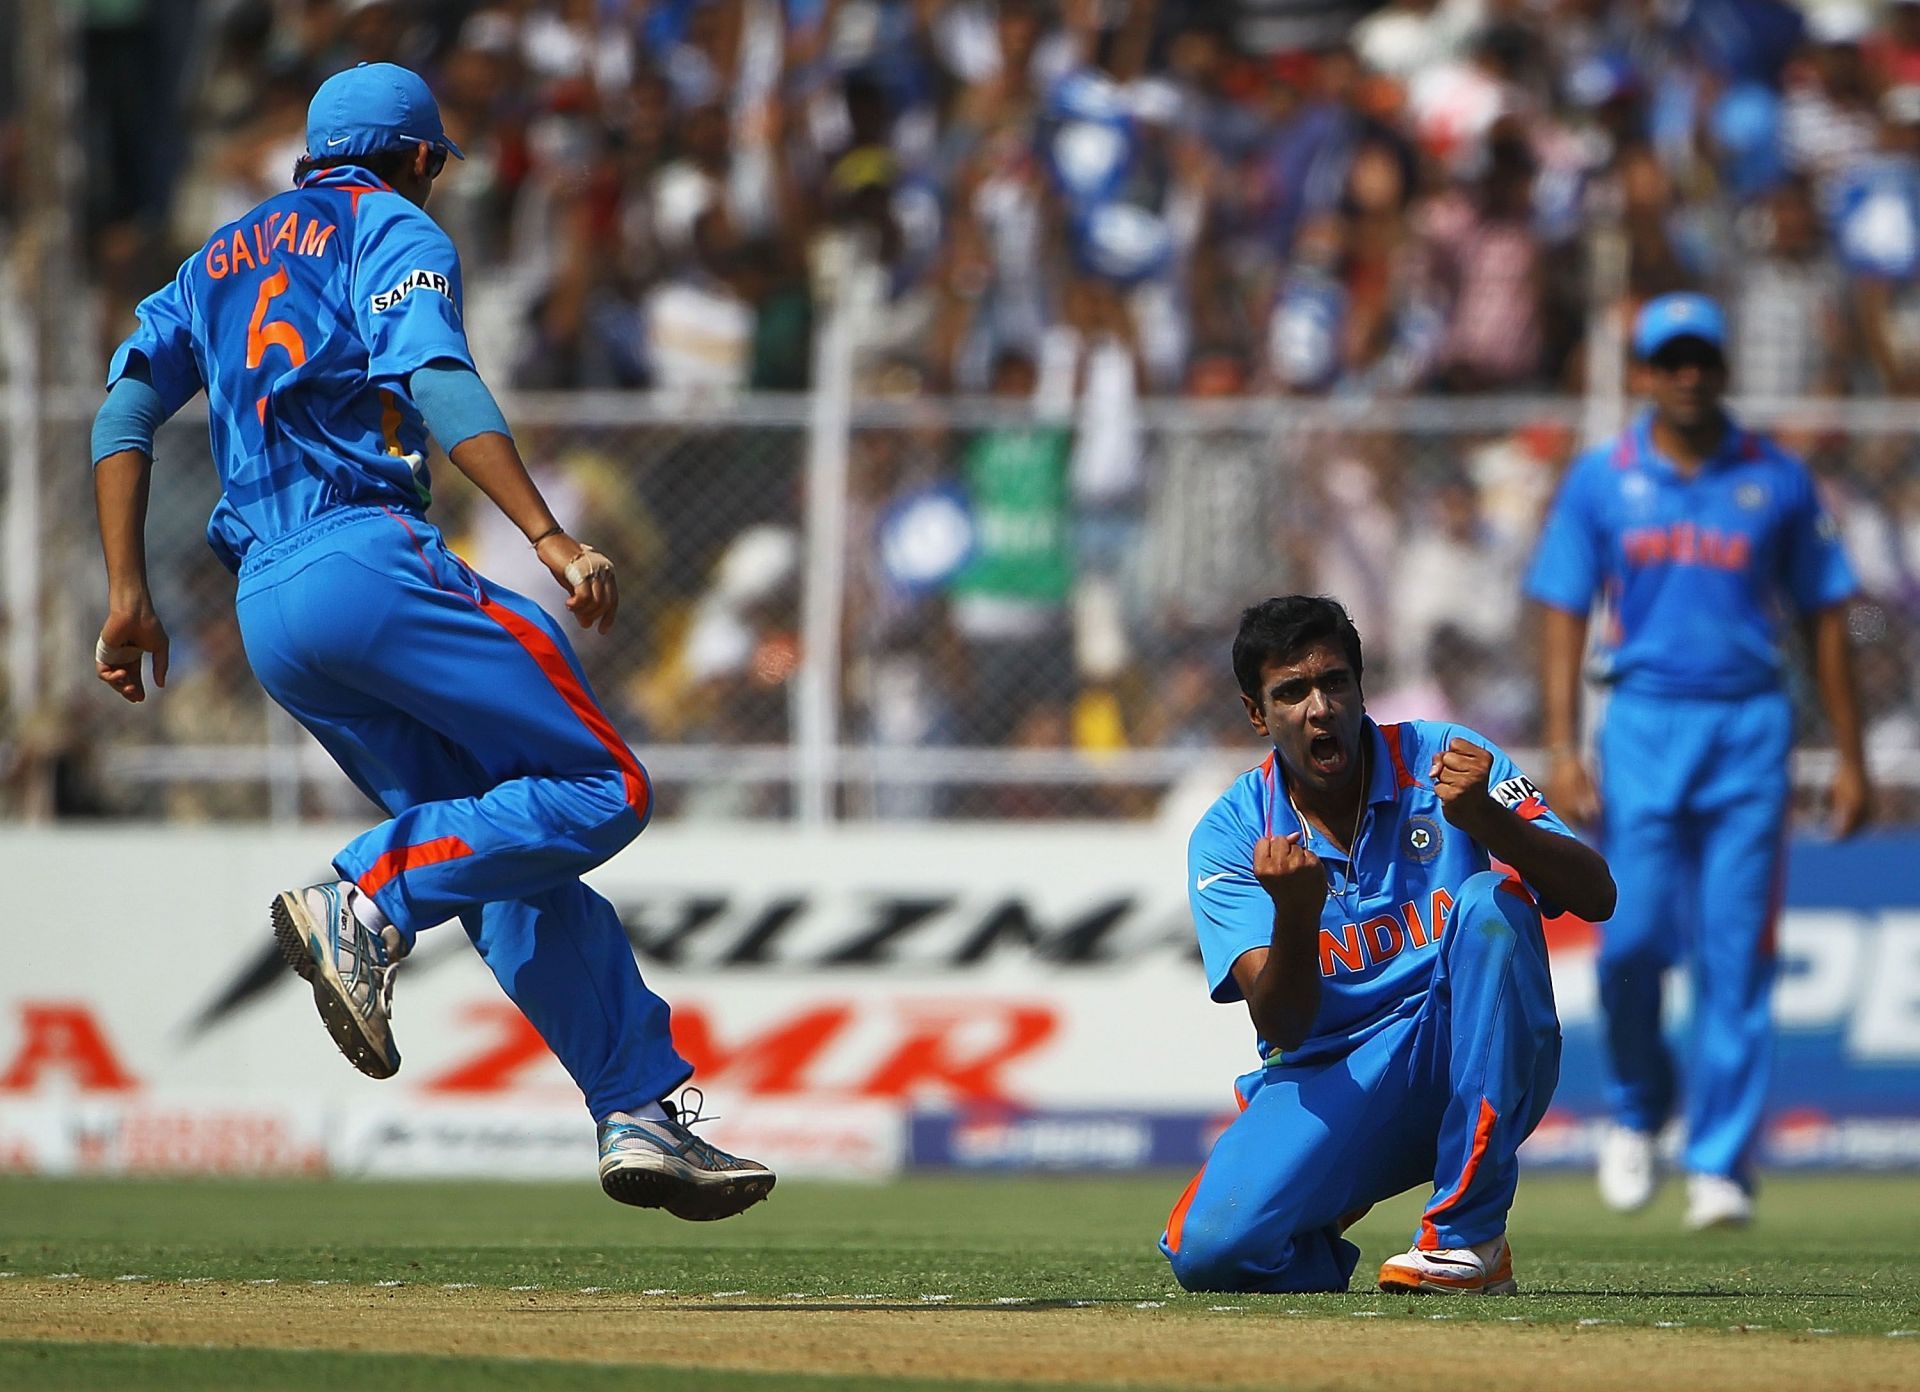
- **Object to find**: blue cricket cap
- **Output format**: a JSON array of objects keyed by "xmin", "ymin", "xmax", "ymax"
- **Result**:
[
  {"xmin": 305, "ymin": 62, "xmax": 465, "ymax": 163},
  {"xmin": 1632, "ymin": 293, "xmax": 1726, "ymax": 360}
]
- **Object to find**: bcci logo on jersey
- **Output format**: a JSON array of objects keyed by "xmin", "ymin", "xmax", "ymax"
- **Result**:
[
  {"xmin": 370, "ymin": 269, "xmax": 453, "ymax": 314},
  {"xmin": 1403, "ymin": 815, "xmax": 1443, "ymax": 863}
]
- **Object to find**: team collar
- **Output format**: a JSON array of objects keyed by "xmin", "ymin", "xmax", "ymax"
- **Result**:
[
  {"xmin": 1627, "ymin": 407, "xmax": 1755, "ymax": 476},
  {"xmin": 297, "ymin": 166, "xmax": 395, "ymax": 191},
  {"xmin": 1263, "ymin": 717, "xmax": 1401, "ymax": 841}
]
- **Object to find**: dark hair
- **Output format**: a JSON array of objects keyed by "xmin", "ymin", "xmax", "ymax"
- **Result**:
[
  {"xmin": 1231, "ymin": 595, "xmax": 1364, "ymax": 701},
  {"xmin": 291, "ymin": 146, "xmax": 417, "ymax": 186}
]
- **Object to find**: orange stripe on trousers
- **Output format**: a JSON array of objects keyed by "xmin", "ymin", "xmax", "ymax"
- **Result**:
[
  {"xmin": 358, "ymin": 835, "xmax": 474, "ymax": 897},
  {"xmin": 1164, "ymin": 1165, "xmax": 1206, "ymax": 1255},
  {"xmin": 1419, "ymin": 1097, "xmax": 1499, "ymax": 1250},
  {"xmin": 476, "ymin": 596, "xmax": 650, "ymax": 815},
  {"xmin": 381, "ymin": 508, "xmax": 649, "ymax": 818}
]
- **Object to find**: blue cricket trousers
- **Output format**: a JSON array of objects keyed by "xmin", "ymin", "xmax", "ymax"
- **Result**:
[
  {"xmin": 1162, "ymin": 871, "xmax": 1561, "ymax": 1293},
  {"xmin": 234, "ymin": 505, "xmax": 693, "ymax": 1121},
  {"xmin": 1597, "ymin": 688, "xmax": 1790, "ymax": 1182}
]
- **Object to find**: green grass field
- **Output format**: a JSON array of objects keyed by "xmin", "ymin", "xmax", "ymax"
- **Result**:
[{"xmin": 2, "ymin": 1172, "xmax": 1916, "ymax": 1390}]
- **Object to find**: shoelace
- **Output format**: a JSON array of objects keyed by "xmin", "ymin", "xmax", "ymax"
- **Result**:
[
  {"xmin": 665, "ymin": 1086, "xmax": 720, "ymax": 1129},
  {"xmin": 343, "ymin": 913, "xmax": 399, "ymax": 1020},
  {"xmin": 372, "ymin": 953, "xmax": 400, "ymax": 1018}
]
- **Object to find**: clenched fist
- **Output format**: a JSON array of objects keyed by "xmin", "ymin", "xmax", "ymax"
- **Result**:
[
  {"xmin": 1429, "ymin": 738, "xmax": 1500, "ymax": 835},
  {"xmin": 1254, "ymin": 832, "xmax": 1329, "ymax": 925}
]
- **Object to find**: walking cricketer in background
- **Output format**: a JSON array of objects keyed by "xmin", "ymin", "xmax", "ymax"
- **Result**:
[
  {"xmin": 1163, "ymin": 596, "xmax": 1614, "ymax": 1294},
  {"xmin": 87, "ymin": 62, "xmax": 774, "ymax": 1221},
  {"xmin": 1526, "ymin": 292, "xmax": 1870, "ymax": 1231}
]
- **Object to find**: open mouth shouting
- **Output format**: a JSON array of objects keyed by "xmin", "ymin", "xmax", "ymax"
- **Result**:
[{"xmin": 1308, "ymin": 731, "xmax": 1347, "ymax": 777}]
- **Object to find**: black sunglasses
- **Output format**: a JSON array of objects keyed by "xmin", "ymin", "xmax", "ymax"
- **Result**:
[
  {"xmin": 1647, "ymin": 338, "xmax": 1724, "ymax": 372},
  {"xmin": 425, "ymin": 147, "xmax": 448, "ymax": 180}
]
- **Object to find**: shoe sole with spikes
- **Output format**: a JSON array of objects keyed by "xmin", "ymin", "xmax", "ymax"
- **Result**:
[
  {"xmin": 272, "ymin": 891, "xmax": 400, "ymax": 1081},
  {"xmin": 600, "ymin": 1161, "xmax": 776, "ymax": 1221}
]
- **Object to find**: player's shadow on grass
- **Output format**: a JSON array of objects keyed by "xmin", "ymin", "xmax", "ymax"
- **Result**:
[
  {"xmin": 519, "ymin": 1301, "xmax": 1135, "ymax": 1314},
  {"xmin": 1534, "ymin": 1288, "xmax": 1853, "ymax": 1299}
]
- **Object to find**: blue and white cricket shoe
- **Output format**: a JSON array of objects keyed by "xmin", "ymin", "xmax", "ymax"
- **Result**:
[
  {"xmin": 272, "ymin": 881, "xmax": 405, "ymax": 1080},
  {"xmin": 597, "ymin": 1091, "xmax": 776, "ymax": 1221}
]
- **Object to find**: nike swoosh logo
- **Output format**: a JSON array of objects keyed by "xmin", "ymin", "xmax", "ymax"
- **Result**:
[
  {"xmin": 326, "ymin": 136, "xmax": 350, "ymax": 147},
  {"xmin": 1196, "ymin": 871, "xmax": 1234, "ymax": 892}
]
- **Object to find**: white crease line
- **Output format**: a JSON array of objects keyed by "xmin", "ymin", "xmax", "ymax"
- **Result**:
[
  {"xmin": 578, "ymin": 1287, "xmax": 608, "ymax": 1294},
  {"xmin": 49, "ymin": 1273, "xmax": 80, "ymax": 1280},
  {"xmin": 114, "ymin": 1275, "xmax": 147, "ymax": 1283},
  {"xmin": 308, "ymin": 1281, "xmax": 333, "ymax": 1287},
  {"xmin": 991, "ymin": 1296, "xmax": 1030, "ymax": 1305},
  {"xmin": 1351, "ymin": 1311, "xmax": 1383, "ymax": 1318},
  {"xmin": 919, "ymin": 1294, "xmax": 952, "ymax": 1303},
  {"xmin": 641, "ymin": 1288, "xmax": 674, "ymax": 1296},
  {"xmin": 246, "ymin": 1279, "xmax": 278, "ymax": 1286},
  {"xmin": 1807, "ymin": 1328, "xmax": 1835, "ymax": 1335},
  {"xmin": 1578, "ymin": 1319, "xmax": 1620, "ymax": 1327},
  {"xmin": 1428, "ymin": 1314, "xmax": 1454, "ymax": 1320},
  {"xmin": 375, "ymin": 1280, "xmax": 404, "ymax": 1288},
  {"xmin": 0, "ymin": 1273, "xmax": 16, "ymax": 1278},
  {"xmin": 1209, "ymin": 1305, "xmax": 1245, "ymax": 1312},
  {"xmin": 711, "ymin": 1290, "xmax": 748, "ymax": 1298},
  {"xmin": 180, "ymin": 1277, "xmax": 212, "ymax": 1285},
  {"xmin": 1135, "ymin": 1301, "xmax": 1166, "ymax": 1309},
  {"xmin": 1653, "ymin": 1321, "xmax": 1686, "ymax": 1328},
  {"xmin": 509, "ymin": 1285, "xmax": 543, "ymax": 1292},
  {"xmin": 441, "ymin": 1283, "xmax": 475, "ymax": 1290},
  {"xmin": 1889, "ymin": 1330, "xmax": 1917, "ymax": 1338}
]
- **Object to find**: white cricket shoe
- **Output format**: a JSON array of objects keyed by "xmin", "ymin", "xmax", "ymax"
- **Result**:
[
  {"xmin": 272, "ymin": 881, "xmax": 406, "ymax": 1079},
  {"xmin": 598, "ymin": 1090, "xmax": 776, "ymax": 1221},
  {"xmin": 1598, "ymin": 1124, "xmax": 1659, "ymax": 1212},
  {"xmin": 1685, "ymin": 1174, "xmax": 1753, "ymax": 1232},
  {"xmin": 1378, "ymin": 1235, "xmax": 1517, "ymax": 1295}
]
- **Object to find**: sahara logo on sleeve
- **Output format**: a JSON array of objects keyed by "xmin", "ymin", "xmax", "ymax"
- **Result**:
[
  {"xmin": 1491, "ymin": 775, "xmax": 1551, "ymax": 821},
  {"xmin": 370, "ymin": 269, "xmax": 454, "ymax": 313}
]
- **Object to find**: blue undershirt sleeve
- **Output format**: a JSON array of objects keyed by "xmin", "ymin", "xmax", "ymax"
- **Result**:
[
  {"xmin": 90, "ymin": 365, "xmax": 170, "ymax": 466},
  {"xmin": 409, "ymin": 359, "xmax": 512, "ymax": 452}
]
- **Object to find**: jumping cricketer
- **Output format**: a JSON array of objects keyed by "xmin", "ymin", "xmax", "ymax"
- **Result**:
[
  {"xmin": 1163, "ymin": 596, "xmax": 1615, "ymax": 1293},
  {"xmin": 88, "ymin": 63, "xmax": 774, "ymax": 1220},
  {"xmin": 1527, "ymin": 292, "xmax": 1869, "ymax": 1230}
]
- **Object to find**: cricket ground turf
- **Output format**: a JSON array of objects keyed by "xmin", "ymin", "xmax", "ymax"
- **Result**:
[{"xmin": 0, "ymin": 1172, "xmax": 1914, "ymax": 1390}]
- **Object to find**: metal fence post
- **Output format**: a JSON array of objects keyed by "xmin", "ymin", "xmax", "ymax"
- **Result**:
[
  {"xmin": 6, "ymin": 0, "xmax": 82, "ymax": 816},
  {"xmin": 794, "ymin": 260, "xmax": 855, "ymax": 823}
]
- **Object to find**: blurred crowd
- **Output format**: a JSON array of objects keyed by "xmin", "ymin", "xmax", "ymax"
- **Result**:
[
  {"xmin": 3, "ymin": 0, "xmax": 1919, "ymax": 820},
  {"xmin": 28, "ymin": 0, "xmax": 1920, "ymax": 395}
]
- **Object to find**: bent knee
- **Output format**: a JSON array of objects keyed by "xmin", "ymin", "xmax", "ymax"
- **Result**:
[{"xmin": 1164, "ymin": 1210, "xmax": 1282, "ymax": 1293}]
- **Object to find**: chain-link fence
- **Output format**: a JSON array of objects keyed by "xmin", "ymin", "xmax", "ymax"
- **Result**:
[{"xmin": 4, "ymin": 387, "xmax": 1918, "ymax": 824}]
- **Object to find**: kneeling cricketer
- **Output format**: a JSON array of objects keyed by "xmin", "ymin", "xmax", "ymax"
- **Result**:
[{"xmin": 1163, "ymin": 596, "xmax": 1615, "ymax": 1293}]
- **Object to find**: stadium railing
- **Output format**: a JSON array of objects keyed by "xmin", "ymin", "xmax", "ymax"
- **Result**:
[{"xmin": 3, "ymin": 386, "xmax": 1916, "ymax": 823}]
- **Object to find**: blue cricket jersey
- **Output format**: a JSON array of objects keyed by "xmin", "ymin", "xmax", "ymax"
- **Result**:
[
  {"xmin": 105, "ymin": 165, "xmax": 475, "ymax": 573},
  {"xmin": 1188, "ymin": 718, "xmax": 1574, "ymax": 1067},
  {"xmin": 1525, "ymin": 410, "xmax": 1856, "ymax": 699}
]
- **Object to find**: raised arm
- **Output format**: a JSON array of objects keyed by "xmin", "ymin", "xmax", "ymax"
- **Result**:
[
  {"xmin": 1432, "ymin": 738, "xmax": 1616, "ymax": 923},
  {"xmin": 1228, "ymin": 834, "xmax": 1328, "ymax": 1052}
]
